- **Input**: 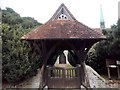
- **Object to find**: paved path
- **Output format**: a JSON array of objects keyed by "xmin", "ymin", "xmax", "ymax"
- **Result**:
[
  {"xmin": 16, "ymin": 69, "xmax": 41, "ymax": 88},
  {"xmin": 2, "ymin": 65, "xmax": 120, "ymax": 88},
  {"xmin": 86, "ymin": 65, "xmax": 107, "ymax": 88}
]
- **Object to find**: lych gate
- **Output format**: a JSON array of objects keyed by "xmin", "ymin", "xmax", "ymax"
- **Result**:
[
  {"xmin": 21, "ymin": 3, "xmax": 105, "ymax": 89},
  {"xmin": 46, "ymin": 65, "xmax": 81, "ymax": 88}
]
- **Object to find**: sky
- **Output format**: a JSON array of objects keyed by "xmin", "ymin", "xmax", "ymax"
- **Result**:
[{"xmin": 1, "ymin": 0, "xmax": 120, "ymax": 28}]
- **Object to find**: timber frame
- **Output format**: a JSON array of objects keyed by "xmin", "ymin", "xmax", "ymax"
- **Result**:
[
  {"xmin": 28, "ymin": 39, "xmax": 100, "ymax": 89},
  {"xmin": 21, "ymin": 3, "xmax": 106, "ymax": 89}
]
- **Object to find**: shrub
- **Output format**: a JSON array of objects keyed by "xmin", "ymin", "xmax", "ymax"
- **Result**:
[
  {"xmin": 86, "ymin": 42, "xmax": 108, "ymax": 74},
  {"xmin": 2, "ymin": 24, "xmax": 42, "ymax": 84}
]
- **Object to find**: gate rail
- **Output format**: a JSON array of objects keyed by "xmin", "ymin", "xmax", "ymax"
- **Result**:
[{"xmin": 45, "ymin": 66, "xmax": 81, "ymax": 88}]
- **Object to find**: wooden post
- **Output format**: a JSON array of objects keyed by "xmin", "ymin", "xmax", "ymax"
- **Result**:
[
  {"xmin": 77, "ymin": 64, "xmax": 82, "ymax": 87},
  {"xmin": 39, "ymin": 65, "xmax": 45, "ymax": 89},
  {"xmin": 76, "ymin": 41, "xmax": 90, "ymax": 89},
  {"xmin": 39, "ymin": 42, "xmax": 61, "ymax": 89},
  {"xmin": 107, "ymin": 67, "xmax": 111, "ymax": 79},
  {"xmin": 117, "ymin": 67, "xmax": 120, "ymax": 79},
  {"xmin": 116, "ymin": 61, "xmax": 120, "ymax": 79},
  {"xmin": 39, "ymin": 40, "xmax": 47, "ymax": 89}
]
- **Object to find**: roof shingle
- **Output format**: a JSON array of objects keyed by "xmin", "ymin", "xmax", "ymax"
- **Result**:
[
  {"xmin": 21, "ymin": 3, "xmax": 105, "ymax": 40},
  {"xmin": 21, "ymin": 20, "xmax": 105, "ymax": 40}
]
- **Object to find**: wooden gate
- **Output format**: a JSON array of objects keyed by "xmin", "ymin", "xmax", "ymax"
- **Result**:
[{"xmin": 46, "ymin": 66, "xmax": 81, "ymax": 88}]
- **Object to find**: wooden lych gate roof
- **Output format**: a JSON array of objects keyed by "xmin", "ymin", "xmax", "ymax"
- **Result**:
[
  {"xmin": 21, "ymin": 3, "xmax": 106, "ymax": 89},
  {"xmin": 21, "ymin": 3, "xmax": 105, "ymax": 40}
]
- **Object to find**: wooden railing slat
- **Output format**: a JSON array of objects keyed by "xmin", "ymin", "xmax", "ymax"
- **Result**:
[{"xmin": 46, "ymin": 66, "xmax": 81, "ymax": 88}]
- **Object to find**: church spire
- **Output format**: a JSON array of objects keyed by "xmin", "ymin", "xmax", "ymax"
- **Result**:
[{"xmin": 100, "ymin": 5, "xmax": 105, "ymax": 30}]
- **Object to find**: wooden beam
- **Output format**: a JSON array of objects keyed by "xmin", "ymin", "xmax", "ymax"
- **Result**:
[
  {"xmin": 39, "ymin": 40, "xmax": 47, "ymax": 88},
  {"xmin": 39, "ymin": 41, "xmax": 61, "ymax": 88}
]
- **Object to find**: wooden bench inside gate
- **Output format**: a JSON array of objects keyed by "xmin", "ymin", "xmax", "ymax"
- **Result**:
[{"xmin": 46, "ymin": 66, "xmax": 81, "ymax": 88}]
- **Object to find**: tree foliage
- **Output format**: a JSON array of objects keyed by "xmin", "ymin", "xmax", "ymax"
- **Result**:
[
  {"xmin": 86, "ymin": 19, "xmax": 120, "ymax": 73},
  {"xmin": 2, "ymin": 7, "xmax": 43, "ymax": 84},
  {"xmin": 2, "ymin": 7, "xmax": 42, "ymax": 29}
]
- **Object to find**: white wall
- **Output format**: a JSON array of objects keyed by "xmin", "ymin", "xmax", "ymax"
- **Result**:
[{"xmin": 55, "ymin": 50, "xmax": 70, "ymax": 65}]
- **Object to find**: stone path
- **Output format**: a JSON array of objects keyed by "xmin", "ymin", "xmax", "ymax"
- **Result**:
[
  {"xmin": 86, "ymin": 65, "xmax": 107, "ymax": 88},
  {"xmin": 2, "ymin": 65, "xmax": 120, "ymax": 89},
  {"xmin": 16, "ymin": 69, "xmax": 41, "ymax": 88},
  {"xmin": 2, "ymin": 69, "xmax": 41, "ymax": 88},
  {"xmin": 86, "ymin": 65, "xmax": 120, "ymax": 88}
]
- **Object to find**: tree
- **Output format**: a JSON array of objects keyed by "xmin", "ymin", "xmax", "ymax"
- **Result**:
[
  {"xmin": 111, "ymin": 19, "xmax": 120, "ymax": 58},
  {"xmin": 2, "ymin": 7, "xmax": 42, "ymax": 29},
  {"xmin": 86, "ymin": 19, "xmax": 120, "ymax": 73},
  {"xmin": 2, "ymin": 7, "xmax": 43, "ymax": 84}
]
